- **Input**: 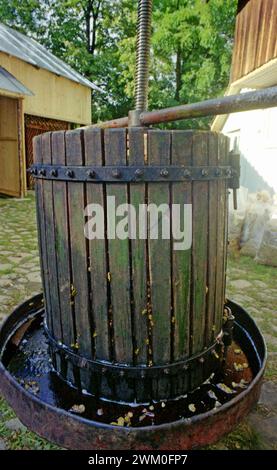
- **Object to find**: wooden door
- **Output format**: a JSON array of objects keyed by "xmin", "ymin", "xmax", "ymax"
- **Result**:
[{"xmin": 0, "ymin": 96, "xmax": 21, "ymax": 197}]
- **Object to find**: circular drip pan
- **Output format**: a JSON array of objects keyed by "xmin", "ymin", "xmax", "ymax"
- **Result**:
[{"xmin": 0, "ymin": 294, "xmax": 266, "ymax": 450}]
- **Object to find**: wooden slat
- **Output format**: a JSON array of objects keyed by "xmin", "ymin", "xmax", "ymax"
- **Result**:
[
  {"xmin": 148, "ymin": 130, "xmax": 171, "ymax": 365},
  {"xmin": 214, "ymin": 134, "xmax": 228, "ymax": 334},
  {"xmin": 241, "ymin": 4, "xmax": 252, "ymax": 78},
  {"xmin": 83, "ymin": 127, "xmax": 110, "ymax": 361},
  {"xmin": 222, "ymin": 136, "xmax": 230, "ymax": 307},
  {"xmin": 41, "ymin": 131, "xmax": 62, "ymax": 341},
  {"xmin": 206, "ymin": 133, "xmax": 218, "ymax": 344},
  {"xmin": 273, "ymin": 0, "xmax": 277, "ymax": 59},
  {"xmin": 104, "ymin": 128, "xmax": 133, "ymax": 364},
  {"xmin": 170, "ymin": 131, "xmax": 193, "ymax": 398},
  {"xmin": 128, "ymin": 127, "xmax": 148, "ymax": 364},
  {"xmin": 273, "ymin": 16, "xmax": 277, "ymax": 58},
  {"xmin": 234, "ymin": 11, "xmax": 243, "ymax": 81},
  {"xmin": 51, "ymin": 130, "xmax": 74, "ymax": 347},
  {"xmin": 171, "ymin": 131, "xmax": 193, "ymax": 360},
  {"xmin": 258, "ymin": 0, "xmax": 272, "ymax": 68},
  {"xmin": 247, "ymin": 0, "xmax": 262, "ymax": 74},
  {"xmin": 66, "ymin": 129, "xmax": 92, "ymax": 358},
  {"xmin": 254, "ymin": 0, "xmax": 266, "ymax": 69},
  {"xmin": 242, "ymin": 3, "xmax": 252, "ymax": 76},
  {"xmin": 191, "ymin": 132, "xmax": 208, "ymax": 354},
  {"xmin": 235, "ymin": 2, "xmax": 249, "ymax": 79},
  {"xmin": 230, "ymin": 11, "xmax": 240, "ymax": 82},
  {"xmin": 232, "ymin": 0, "xmax": 277, "ymax": 81},
  {"xmin": 33, "ymin": 134, "xmax": 51, "ymax": 329},
  {"xmin": 265, "ymin": 0, "xmax": 276, "ymax": 63}
]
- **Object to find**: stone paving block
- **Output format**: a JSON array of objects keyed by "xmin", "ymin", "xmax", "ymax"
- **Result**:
[{"xmin": 5, "ymin": 418, "xmax": 27, "ymax": 432}]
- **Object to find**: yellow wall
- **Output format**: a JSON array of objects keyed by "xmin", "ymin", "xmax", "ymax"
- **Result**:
[{"xmin": 0, "ymin": 52, "xmax": 92, "ymax": 125}]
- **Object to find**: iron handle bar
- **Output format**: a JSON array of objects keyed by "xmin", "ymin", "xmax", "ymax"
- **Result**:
[{"xmin": 88, "ymin": 86, "xmax": 277, "ymax": 129}]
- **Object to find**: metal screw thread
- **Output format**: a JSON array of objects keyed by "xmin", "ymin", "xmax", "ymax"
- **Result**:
[{"xmin": 134, "ymin": 0, "xmax": 153, "ymax": 112}]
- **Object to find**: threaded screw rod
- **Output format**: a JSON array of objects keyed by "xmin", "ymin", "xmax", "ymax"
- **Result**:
[{"xmin": 134, "ymin": 0, "xmax": 153, "ymax": 112}]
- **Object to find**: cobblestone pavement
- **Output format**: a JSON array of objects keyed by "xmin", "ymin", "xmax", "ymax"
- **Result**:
[
  {"xmin": 0, "ymin": 193, "xmax": 41, "ymax": 327},
  {"xmin": 0, "ymin": 192, "xmax": 276, "ymax": 449},
  {"xmin": 226, "ymin": 259, "xmax": 277, "ymax": 383}
]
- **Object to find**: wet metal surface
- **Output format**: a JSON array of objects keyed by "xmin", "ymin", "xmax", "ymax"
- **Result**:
[{"xmin": 0, "ymin": 294, "xmax": 266, "ymax": 449}]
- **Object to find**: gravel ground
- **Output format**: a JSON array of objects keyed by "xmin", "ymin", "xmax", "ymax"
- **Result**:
[{"xmin": 0, "ymin": 192, "xmax": 276, "ymax": 450}]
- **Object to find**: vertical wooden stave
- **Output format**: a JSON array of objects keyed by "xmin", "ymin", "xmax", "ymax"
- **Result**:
[
  {"xmin": 128, "ymin": 128, "xmax": 148, "ymax": 365},
  {"xmin": 33, "ymin": 135, "xmax": 51, "ymax": 331},
  {"xmin": 41, "ymin": 132, "xmax": 62, "ymax": 342},
  {"xmin": 265, "ymin": 0, "xmax": 275, "ymax": 64},
  {"xmin": 206, "ymin": 133, "xmax": 219, "ymax": 345},
  {"xmin": 128, "ymin": 128, "xmax": 152, "ymax": 402},
  {"xmin": 222, "ymin": 136, "xmax": 230, "ymax": 306},
  {"xmin": 148, "ymin": 130, "xmax": 172, "ymax": 367},
  {"xmin": 51, "ymin": 131, "xmax": 74, "ymax": 349},
  {"xmin": 191, "ymin": 132, "xmax": 209, "ymax": 356},
  {"xmin": 214, "ymin": 134, "xmax": 228, "ymax": 334},
  {"xmin": 104, "ymin": 128, "xmax": 133, "ymax": 365},
  {"xmin": 83, "ymin": 127, "xmax": 110, "ymax": 362},
  {"xmin": 65, "ymin": 129, "xmax": 92, "ymax": 360},
  {"xmin": 255, "ymin": 0, "xmax": 266, "ymax": 68},
  {"xmin": 244, "ymin": 0, "xmax": 260, "ymax": 74},
  {"xmin": 259, "ymin": 0, "xmax": 272, "ymax": 69},
  {"xmin": 170, "ymin": 131, "xmax": 193, "ymax": 398},
  {"xmin": 171, "ymin": 131, "xmax": 193, "ymax": 362}
]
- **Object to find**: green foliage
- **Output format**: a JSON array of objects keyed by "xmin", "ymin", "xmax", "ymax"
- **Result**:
[
  {"xmin": 0, "ymin": 0, "xmax": 237, "ymax": 127},
  {"xmin": 0, "ymin": 397, "xmax": 60, "ymax": 449},
  {"xmin": 0, "ymin": 0, "xmax": 46, "ymax": 35},
  {"xmin": 150, "ymin": 0, "xmax": 238, "ymax": 129}
]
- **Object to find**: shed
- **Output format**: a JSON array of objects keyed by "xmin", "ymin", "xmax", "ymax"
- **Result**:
[
  {"xmin": 0, "ymin": 22, "xmax": 102, "ymax": 197},
  {"xmin": 212, "ymin": 0, "xmax": 277, "ymax": 194}
]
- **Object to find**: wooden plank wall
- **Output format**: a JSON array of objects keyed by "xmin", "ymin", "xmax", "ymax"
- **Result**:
[{"xmin": 231, "ymin": 0, "xmax": 277, "ymax": 82}]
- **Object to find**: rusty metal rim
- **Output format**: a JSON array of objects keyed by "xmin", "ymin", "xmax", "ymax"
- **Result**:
[{"xmin": 0, "ymin": 295, "xmax": 266, "ymax": 442}]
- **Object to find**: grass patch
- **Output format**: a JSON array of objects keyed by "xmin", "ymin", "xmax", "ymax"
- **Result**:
[
  {"xmin": 0, "ymin": 398, "xmax": 60, "ymax": 450},
  {"xmin": 206, "ymin": 423, "xmax": 265, "ymax": 450},
  {"xmin": 227, "ymin": 256, "xmax": 277, "ymax": 286}
]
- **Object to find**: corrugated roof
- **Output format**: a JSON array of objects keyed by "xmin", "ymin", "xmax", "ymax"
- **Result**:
[
  {"xmin": 0, "ymin": 22, "xmax": 103, "ymax": 92},
  {"xmin": 0, "ymin": 65, "xmax": 34, "ymax": 96}
]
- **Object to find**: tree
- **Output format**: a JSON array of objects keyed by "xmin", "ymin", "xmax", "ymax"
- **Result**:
[
  {"xmin": 0, "ymin": 0, "xmax": 46, "ymax": 36},
  {"xmin": 118, "ymin": 0, "xmax": 237, "ymax": 128},
  {"xmin": 0, "ymin": 0, "xmax": 237, "ymax": 127}
]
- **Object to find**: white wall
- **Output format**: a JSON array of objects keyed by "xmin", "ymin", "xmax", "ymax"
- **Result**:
[{"xmin": 222, "ymin": 105, "xmax": 277, "ymax": 193}]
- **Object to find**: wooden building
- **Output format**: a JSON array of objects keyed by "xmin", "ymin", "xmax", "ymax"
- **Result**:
[
  {"xmin": 212, "ymin": 0, "xmax": 277, "ymax": 193},
  {"xmin": 0, "ymin": 22, "xmax": 102, "ymax": 197}
]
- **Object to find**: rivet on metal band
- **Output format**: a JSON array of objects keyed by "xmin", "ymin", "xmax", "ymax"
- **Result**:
[{"xmin": 29, "ymin": 164, "xmax": 234, "ymax": 183}]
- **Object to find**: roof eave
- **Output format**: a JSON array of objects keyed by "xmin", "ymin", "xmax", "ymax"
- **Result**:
[
  {"xmin": 0, "ymin": 22, "xmax": 105, "ymax": 94},
  {"xmin": 211, "ymin": 58, "xmax": 277, "ymax": 132}
]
